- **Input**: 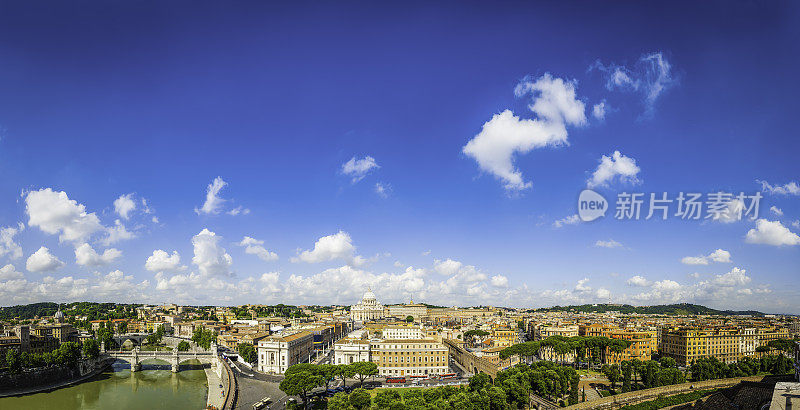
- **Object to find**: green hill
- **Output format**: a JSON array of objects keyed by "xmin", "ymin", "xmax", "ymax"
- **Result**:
[{"xmin": 534, "ymin": 303, "xmax": 765, "ymax": 316}]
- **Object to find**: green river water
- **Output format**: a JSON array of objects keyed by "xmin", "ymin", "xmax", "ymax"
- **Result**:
[{"xmin": 0, "ymin": 362, "xmax": 208, "ymax": 410}]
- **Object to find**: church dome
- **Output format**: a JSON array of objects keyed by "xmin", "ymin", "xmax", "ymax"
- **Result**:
[
  {"xmin": 362, "ymin": 289, "xmax": 376, "ymax": 301},
  {"xmin": 54, "ymin": 309, "xmax": 64, "ymax": 320}
]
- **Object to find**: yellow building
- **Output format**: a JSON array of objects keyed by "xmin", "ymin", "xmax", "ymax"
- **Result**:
[
  {"xmin": 661, "ymin": 328, "xmax": 743, "ymax": 367},
  {"xmin": 491, "ymin": 326, "xmax": 518, "ymax": 348},
  {"xmin": 370, "ymin": 339, "xmax": 449, "ymax": 377},
  {"xmin": 605, "ymin": 331, "xmax": 655, "ymax": 365}
]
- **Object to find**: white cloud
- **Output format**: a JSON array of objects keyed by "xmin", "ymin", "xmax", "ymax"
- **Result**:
[
  {"xmin": 592, "ymin": 52, "xmax": 677, "ymax": 115},
  {"xmin": 769, "ymin": 206, "xmax": 783, "ymax": 216},
  {"xmin": 745, "ymin": 219, "xmax": 800, "ymax": 246},
  {"xmin": 490, "ymin": 275, "xmax": 509, "ymax": 288},
  {"xmin": 553, "ymin": 214, "xmax": 580, "ymax": 228},
  {"xmin": 714, "ymin": 198, "xmax": 746, "ymax": 223},
  {"xmin": 75, "ymin": 243, "xmax": 121, "ymax": 267},
  {"xmin": 101, "ymin": 219, "xmax": 135, "ymax": 246},
  {"xmin": 595, "ymin": 288, "xmax": 611, "ymax": 299},
  {"xmin": 145, "ymin": 250, "xmax": 187, "ymax": 272},
  {"xmin": 227, "ymin": 206, "xmax": 250, "ymax": 216},
  {"xmin": 195, "ymin": 176, "xmax": 228, "ymax": 215},
  {"xmin": 712, "ymin": 267, "xmax": 751, "ymax": 287},
  {"xmin": 237, "ymin": 236, "xmax": 278, "ymax": 262},
  {"xmin": 113, "ymin": 194, "xmax": 136, "ymax": 219},
  {"xmin": 574, "ymin": 278, "xmax": 592, "ymax": 292},
  {"xmin": 592, "ymin": 101, "xmax": 607, "ymax": 120},
  {"xmin": 587, "ymin": 150, "xmax": 641, "ymax": 188},
  {"xmin": 793, "ymin": 220, "xmax": 800, "ymax": 229},
  {"xmin": 0, "ymin": 264, "xmax": 23, "ymax": 281},
  {"xmin": 594, "ymin": 239, "xmax": 622, "ymax": 248},
  {"xmin": 462, "ymin": 74, "xmax": 586, "ymax": 191},
  {"xmin": 25, "ymin": 188, "xmax": 103, "ymax": 243},
  {"xmin": 342, "ymin": 156, "xmax": 379, "ymax": 183},
  {"xmin": 291, "ymin": 231, "xmax": 364, "ymax": 266},
  {"xmin": 0, "ymin": 223, "xmax": 24, "ymax": 260},
  {"xmin": 627, "ymin": 275, "xmax": 651, "ymax": 287},
  {"xmin": 757, "ymin": 180, "xmax": 800, "ymax": 196},
  {"xmin": 681, "ymin": 249, "xmax": 731, "ymax": 265},
  {"xmin": 192, "ymin": 228, "xmax": 233, "ymax": 277},
  {"xmin": 434, "ymin": 259, "xmax": 462, "ymax": 276},
  {"xmin": 26, "ymin": 247, "xmax": 65, "ymax": 272},
  {"xmin": 375, "ymin": 182, "xmax": 391, "ymax": 198}
]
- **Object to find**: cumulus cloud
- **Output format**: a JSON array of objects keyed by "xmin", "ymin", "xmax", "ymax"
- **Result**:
[
  {"xmin": 75, "ymin": 243, "xmax": 121, "ymax": 267},
  {"xmin": 113, "ymin": 194, "xmax": 136, "ymax": 219},
  {"xmin": 195, "ymin": 176, "xmax": 227, "ymax": 215},
  {"xmin": 192, "ymin": 228, "xmax": 233, "ymax": 277},
  {"xmin": 591, "ymin": 52, "xmax": 677, "ymax": 116},
  {"xmin": 25, "ymin": 188, "xmax": 103, "ymax": 243},
  {"xmin": 627, "ymin": 275, "xmax": 651, "ymax": 287},
  {"xmin": 490, "ymin": 275, "xmax": 509, "ymax": 288},
  {"xmin": 745, "ymin": 219, "xmax": 800, "ymax": 246},
  {"xmin": 594, "ymin": 239, "xmax": 623, "ymax": 248},
  {"xmin": 26, "ymin": 247, "xmax": 65, "ymax": 272},
  {"xmin": 757, "ymin": 180, "xmax": 800, "ymax": 196},
  {"xmin": 592, "ymin": 101, "xmax": 607, "ymax": 120},
  {"xmin": 342, "ymin": 156, "xmax": 379, "ymax": 183},
  {"xmin": 462, "ymin": 74, "xmax": 586, "ymax": 191},
  {"xmin": 0, "ymin": 264, "xmax": 24, "ymax": 281},
  {"xmin": 681, "ymin": 249, "xmax": 732, "ymax": 265},
  {"xmin": 237, "ymin": 236, "xmax": 278, "ymax": 262},
  {"xmin": 553, "ymin": 214, "xmax": 580, "ymax": 228},
  {"xmin": 145, "ymin": 250, "xmax": 187, "ymax": 272},
  {"xmin": 587, "ymin": 150, "xmax": 641, "ymax": 188},
  {"xmin": 712, "ymin": 267, "xmax": 751, "ymax": 287},
  {"xmin": 0, "ymin": 223, "xmax": 24, "ymax": 260},
  {"xmin": 101, "ymin": 219, "xmax": 135, "ymax": 246},
  {"xmin": 291, "ymin": 231, "xmax": 365, "ymax": 266}
]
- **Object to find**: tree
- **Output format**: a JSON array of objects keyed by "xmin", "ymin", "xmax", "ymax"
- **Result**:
[
  {"xmin": 279, "ymin": 371, "xmax": 324, "ymax": 409},
  {"xmin": 328, "ymin": 392, "xmax": 352, "ymax": 410},
  {"xmin": 118, "ymin": 321, "xmax": 128, "ymax": 334},
  {"xmin": 348, "ymin": 388, "xmax": 371, "ymax": 410},
  {"xmin": 405, "ymin": 316, "xmax": 414, "ymax": 323},
  {"xmin": 601, "ymin": 364, "xmax": 620, "ymax": 390},
  {"xmin": 374, "ymin": 390, "xmax": 402, "ymax": 409},
  {"xmin": 336, "ymin": 364, "xmax": 355, "ymax": 388},
  {"xmin": 6, "ymin": 349, "xmax": 20, "ymax": 373},
  {"xmin": 316, "ymin": 364, "xmax": 338, "ymax": 391},
  {"xmin": 351, "ymin": 361, "xmax": 378, "ymax": 385},
  {"xmin": 469, "ymin": 372, "xmax": 492, "ymax": 391},
  {"xmin": 236, "ymin": 343, "xmax": 256, "ymax": 363},
  {"xmin": 177, "ymin": 341, "xmax": 191, "ymax": 351},
  {"xmin": 192, "ymin": 327, "xmax": 216, "ymax": 350},
  {"xmin": 83, "ymin": 339, "xmax": 100, "ymax": 359}
]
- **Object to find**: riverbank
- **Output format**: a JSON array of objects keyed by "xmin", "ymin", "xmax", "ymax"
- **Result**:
[{"xmin": 0, "ymin": 357, "xmax": 113, "ymax": 398}]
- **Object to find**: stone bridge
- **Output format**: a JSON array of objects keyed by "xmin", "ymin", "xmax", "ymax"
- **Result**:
[
  {"xmin": 111, "ymin": 333, "xmax": 149, "ymax": 347},
  {"xmin": 104, "ymin": 344, "xmax": 222, "ymax": 376}
]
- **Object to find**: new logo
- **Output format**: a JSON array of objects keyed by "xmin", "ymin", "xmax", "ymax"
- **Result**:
[{"xmin": 578, "ymin": 189, "xmax": 607, "ymax": 222}]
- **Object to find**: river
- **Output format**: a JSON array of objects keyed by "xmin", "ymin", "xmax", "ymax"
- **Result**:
[{"xmin": 0, "ymin": 361, "xmax": 208, "ymax": 410}]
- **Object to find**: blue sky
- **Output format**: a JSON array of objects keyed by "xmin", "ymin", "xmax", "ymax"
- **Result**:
[{"xmin": 0, "ymin": 1, "xmax": 798, "ymax": 312}]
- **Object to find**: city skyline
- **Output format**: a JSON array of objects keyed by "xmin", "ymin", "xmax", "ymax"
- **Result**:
[{"xmin": 0, "ymin": 1, "xmax": 798, "ymax": 313}]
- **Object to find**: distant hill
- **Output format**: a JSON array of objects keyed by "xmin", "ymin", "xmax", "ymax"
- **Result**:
[{"xmin": 533, "ymin": 303, "xmax": 766, "ymax": 316}]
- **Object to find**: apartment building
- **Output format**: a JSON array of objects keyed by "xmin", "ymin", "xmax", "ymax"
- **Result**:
[
  {"xmin": 661, "ymin": 328, "xmax": 744, "ymax": 366},
  {"xmin": 257, "ymin": 331, "xmax": 314, "ymax": 374},
  {"xmin": 369, "ymin": 339, "xmax": 449, "ymax": 377},
  {"xmin": 491, "ymin": 326, "xmax": 519, "ymax": 348},
  {"xmin": 534, "ymin": 324, "xmax": 579, "ymax": 340},
  {"xmin": 382, "ymin": 325, "xmax": 423, "ymax": 340}
]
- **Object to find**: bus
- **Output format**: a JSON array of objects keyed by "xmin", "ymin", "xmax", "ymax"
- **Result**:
[
  {"xmin": 441, "ymin": 373, "xmax": 457, "ymax": 379},
  {"xmin": 386, "ymin": 377, "xmax": 406, "ymax": 383}
]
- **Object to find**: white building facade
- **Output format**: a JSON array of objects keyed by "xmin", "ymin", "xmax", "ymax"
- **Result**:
[
  {"xmin": 333, "ymin": 337, "xmax": 371, "ymax": 365},
  {"xmin": 257, "ymin": 331, "xmax": 314, "ymax": 374},
  {"xmin": 350, "ymin": 289, "xmax": 385, "ymax": 322}
]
